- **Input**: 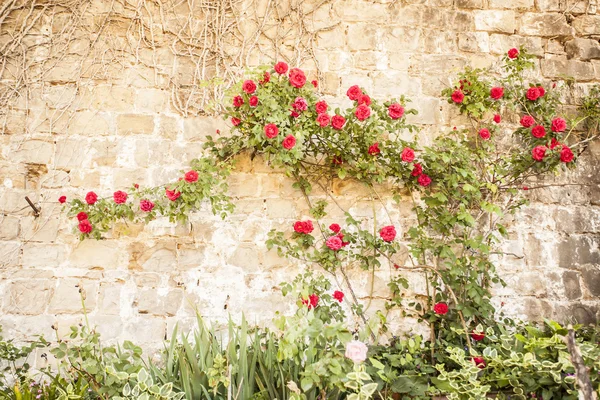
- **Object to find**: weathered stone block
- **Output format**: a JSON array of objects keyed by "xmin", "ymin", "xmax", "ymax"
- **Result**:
[
  {"xmin": 0, "ymin": 241, "xmax": 20, "ymax": 268},
  {"xmin": 22, "ymin": 243, "xmax": 66, "ymax": 268},
  {"xmin": 458, "ymin": 32, "xmax": 490, "ymax": 53},
  {"xmin": 558, "ymin": 235, "xmax": 600, "ymax": 269},
  {"xmin": 3, "ymin": 280, "xmax": 53, "ymax": 315},
  {"xmin": 562, "ymin": 271, "xmax": 582, "ymax": 300},
  {"xmin": 541, "ymin": 59, "xmax": 595, "ymax": 81},
  {"xmin": 489, "ymin": 34, "xmax": 543, "ymax": 56},
  {"xmin": 116, "ymin": 114, "xmax": 155, "ymax": 135},
  {"xmin": 97, "ymin": 284, "xmax": 123, "ymax": 315},
  {"xmin": 490, "ymin": 0, "xmax": 534, "ymax": 8},
  {"xmin": 565, "ymin": 38, "xmax": 600, "ymax": 61},
  {"xmin": 0, "ymin": 215, "xmax": 20, "ymax": 240},
  {"xmin": 69, "ymin": 240, "xmax": 125, "ymax": 269},
  {"xmin": 536, "ymin": 0, "xmax": 589, "ymax": 13},
  {"xmin": 519, "ymin": 13, "xmax": 574, "ymax": 37},
  {"xmin": 572, "ymin": 15, "xmax": 600, "ymax": 35},
  {"xmin": 581, "ymin": 267, "xmax": 600, "ymax": 297},
  {"xmin": 474, "ymin": 10, "xmax": 516, "ymax": 33},
  {"xmin": 347, "ymin": 24, "xmax": 378, "ymax": 51},
  {"xmin": 136, "ymin": 288, "xmax": 183, "ymax": 316},
  {"xmin": 48, "ymin": 280, "xmax": 98, "ymax": 314},
  {"xmin": 12, "ymin": 140, "xmax": 54, "ymax": 165},
  {"xmin": 456, "ymin": 0, "xmax": 484, "ymax": 9}
]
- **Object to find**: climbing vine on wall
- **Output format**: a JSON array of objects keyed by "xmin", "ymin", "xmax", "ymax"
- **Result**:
[{"xmin": 61, "ymin": 48, "xmax": 600, "ymax": 348}]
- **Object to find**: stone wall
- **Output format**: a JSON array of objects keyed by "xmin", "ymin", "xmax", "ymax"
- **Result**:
[{"xmin": 1, "ymin": 0, "xmax": 600, "ymax": 353}]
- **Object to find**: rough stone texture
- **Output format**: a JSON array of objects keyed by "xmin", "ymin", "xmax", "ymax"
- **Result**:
[{"xmin": 1, "ymin": 0, "xmax": 600, "ymax": 350}]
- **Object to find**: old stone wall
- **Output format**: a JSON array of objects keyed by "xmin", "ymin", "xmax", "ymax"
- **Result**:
[{"xmin": 1, "ymin": 0, "xmax": 600, "ymax": 352}]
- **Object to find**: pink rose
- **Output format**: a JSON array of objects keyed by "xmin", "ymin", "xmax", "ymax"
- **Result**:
[
  {"xmin": 560, "ymin": 146, "xmax": 574, "ymax": 163},
  {"xmin": 231, "ymin": 117, "xmax": 241, "ymax": 126},
  {"xmin": 355, "ymin": 104, "xmax": 370, "ymax": 121},
  {"xmin": 315, "ymin": 101, "xmax": 328, "ymax": 114},
  {"xmin": 166, "ymin": 188, "xmax": 181, "ymax": 201},
  {"xmin": 490, "ymin": 87, "xmax": 504, "ymax": 100},
  {"xmin": 358, "ymin": 94, "xmax": 371, "ymax": 106},
  {"xmin": 249, "ymin": 96, "xmax": 259, "ymax": 107},
  {"xmin": 282, "ymin": 135, "xmax": 296, "ymax": 150},
  {"xmin": 242, "ymin": 80, "xmax": 256, "ymax": 94},
  {"xmin": 289, "ymin": 68, "xmax": 306, "ymax": 88},
  {"xmin": 451, "ymin": 90, "xmax": 465, "ymax": 103},
  {"xmin": 520, "ymin": 115, "xmax": 535, "ymax": 128},
  {"xmin": 185, "ymin": 170, "xmax": 199, "ymax": 183},
  {"xmin": 346, "ymin": 85, "xmax": 362, "ymax": 101},
  {"xmin": 331, "ymin": 115, "xmax": 346, "ymax": 130},
  {"xmin": 264, "ymin": 123, "xmax": 279, "ymax": 139},
  {"xmin": 114, "ymin": 191, "xmax": 128, "ymax": 204},
  {"xmin": 233, "ymin": 95, "xmax": 244, "ymax": 107},
  {"xmin": 388, "ymin": 103, "xmax": 404, "ymax": 120},
  {"xmin": 85, "ymin": 191, "xmax": 97, "ymax": 205},
  {"xmin": 418, "ymin": 174, "xmax": 432, "ymax": 187},
  {"xmin": 551, "ymin": 117, "xmax": 566, "ymax": 132},
  {"xmin": 293, "ymin": 97, "xmax": 308, "ymax": 111},
  {"xmin": 401, "ymin": 147, "xmax": 415, "ymax": 163},
  {"xmin": 532, "ymin": 145, "xmax": 547, "ymax": 161},
  {"xmin": 379, "ymin": 225, "xmax": 396, "ymax": 242},
  {"xmin": 274, "ymin": 61, "xmax": 288, "ymax": 74},
  {"xmin": 479, "ymin": 128, "xmax": 491, "ymax": 140},
  {"xmin": 531, "ymin": 125, "xmax": 546, "ymax": 139},
  {"xmin": 316, "ymin": 113, "xmax": 330, "ymax": 127},
  {"xmin": 140, "ymin": 199, "xmax": 154, "ymax": 212},
  {"xmin": 326, "ymin": 236, "xmax": 343, "ymax": 251},
  {"xmin": 345, "ymin": 340, "xmax": 368, "ymax": 363},
  {"xmin": 526, "ymin": 87, "xmax": 540, "ymax": 101},
  {"xmin": 78, "ymin": 219, "xmax": 92, "ymax": 234}
]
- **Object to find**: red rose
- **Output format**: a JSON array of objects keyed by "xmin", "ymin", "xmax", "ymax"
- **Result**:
[
  {"xmin": 379, "ymin": 225, "xmax": 396, "ymax": 242},
  {"xmin": 490, "ymin": 87, "xmax": 504, "ymax": 100},
  {"xmin": 433, "ymin": 302, "xmax": 448, "ymax": 315},
  {"xmin": 531, "ymin": 125, "xmax": 546, "ymax": 139},
  {"xmin": 532, "ymin": 145, "xmax": 547, "ymax": 161},
  {"xmin": 337, "ymin": 232, "xmax": 350, "ymax": 247},
  {"xmin": 311, "ymin": 80, "xmax": 318, "ymax": 88},
  {"xmin": 451, "ymin": 90, "xmax": 465, "ymax": 103},
  {"xmin": 358, "ymin": 94, "xmax": 371, "ymax": 106},
  {"xmin": 249, "ymin": 96, "xmax": 259, "ymax": 107},
  {"xmin": 289, "ymin": 68, "xmax": 306, "ymax": 88},
  {"xmin": 355, "ymin": 104, "xmax": 371, "ymax": 121},
  {"xmin": 185, "ymin": 170, "xmax": 199, "ymax": 183},
  {"xmin": 233, "ymin": 95, "xmax": 244, "ymax": 107},
  {"xmin": 332, "ymin": 156, "xmax": 343, "ymax": 165},
  {"xmin": 316, "ymin": 113, "xmax": 330, "ymax": 127},
  {"xmin": 293, "ymin": 97, "xmax": 308, "ymax": 111},
  {"xmin": 78, "ymin": 219, "xmax": 92, "ymax": 234},
  {"xmin": 291, "ymin": 110, "xmax": 300, "ymax": 118},
  {"xmin": 85, "ymin": 191, "xmax": 98, "ymax": 205},
  {"xmin": 264, "ymin": 123, "xmax": 279, "ymax": 139},
  {"xmin": 368, "ymin": 142, "xmax": 381, "ymax": 156},
  {"xmin": 260, "ymin": 71, "xmax": 270, "ymax": 84},
  {"xmin": 282, "ymin": 135, "xmax": 296, "ymax": 150},
  {"xmin": 388, "ymin": 103, "xmax": 405, "ymax": 120},
  {"xmin": 537, "ymin": 86, "xmax": 545, "ymax": 97},
  {"xmin": 166, "ymin": 188, "xmax": 181, "ymax": 201},
  {"xmin": 333, "ymin": 291, "xmax": 344, "ymax": 302},
  {"xmin": 526, "ymin": 87, "xmax": 540, "ymax": 101},
  {"xmin": 293, "ymin": 220, "xmax": 314, "ymax": 234},
  {"xmin": 134, "ymin": 183, "xmax": 139, "ymax": 189},
  {"xmin": 139, "ymin": 199, "xmax": 154, "ymax": 212},
  {"xmin": 479, "ymin": 128, "xmax": 491, "ymax": 140},
  {"xmin": 231, "ymin": 117, "xmax": 241, "ymax": 126},
  {"xmin": 523, "ymin": 186, "xmax": 529, "ymax": 191},
  {"xmin": 493, "ymin": 114, "xmax": 501, "ymax": 123},
  {"xmin": 315, "ymin": 100, "xmax": 328, "ymax": 114},
  {"xmin": 58, "ymin": 196, "xmax": 67, "ymax": 204},
  {"xmin": 346, "ymin": 85, "xmax": 362, "ymax": 101},
  {"xmin": 411, "ymin": 163, "xmax": 423, "ymax": 177},
  {"xmin": 76, "ymin": 212, "xmax": 88, "ymax": 221},
  {"xmin": 471, "ymin": 332, "xmax": 485, "ymax": 341},
  {"xmin": 329, "ymin": 223, "xmax": 341, "ymax": 233},
  {"xmin": 274, "ymin": 61, "xmax": 288, "ymax": 74},
  {"xmin": 242, "ymin": 80, "xmax": 256, "ymax": 94},
  {"xmin": 326, "ymin": 236, "xmax": 343, "ymax": 251},
  {"xmin": 551, "ymin": 117, "xmax": 566, "ymax": 132},
  {"xmin": 520, "ymin": 115, "xmax": 535, "ymax": 127},
  {"xmin": 331, "ymin": 115, "xmax": 346, "ymax": 130},
  {"xmin": 114, "ymin": 191, "xmax": 128, "ymax": 204},
  {"xmin": 550, "ymin": 137, "xmax": 561, "ymax": 149},
  {"xmin": 308, "ymin": 294, "xmax": 319, "ymax": 308},
  {"xmin": 472, "ymin": 357, "xmax": 486, "ymax": 369},
  {"xmin": 401, "ymin": 147, "xmax": 415, "ymax": 162},
  {"xmin": 560, "ymin": 145, "xmax": 574, "ymax": 163},
  {"xmin": 507, "ymin": 48, "xmax": 519, "ymax": 59},
  {"xmin": 418, "ymin": 174, "xmax": 432, "ymax": 187}
]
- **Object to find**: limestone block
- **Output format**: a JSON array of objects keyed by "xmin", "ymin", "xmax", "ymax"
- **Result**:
[
  {"xmin": 123, "ymin": 317, "xmax": 166, "ymax": 343},
  {"xmin": 135, "ymin": 89, "xmax": 169, "ymax": 113},
  {"xmin": 69, "ymin": 240, "xmax": 125, "ymax": 269},
  {"xmin": 488, "ymin": 34, "xmax": 543, "ymax": 56},
  {"xmin": 541, "ymin": 59, "xmax": 595, "ymax": 81},
  {"xmin": 347, "ymin": 24, "xmax": 379, "ymax": 51},
  {"xmin": 565, "ymin": 38, "xmax": 600, "ymax": 61},
  {"xmin": 54, "ymin": 139, "xmax": 92, "ymax": 170},
  {"xmin": 0, "ymin": 215, "xmax": 20, "ymax": 240},
  {"xmin": 536, "ymin": 0, "xmax": 589, "ymax": 13},
  {"xmin": 0, "ymin": 241, "xmax": 20, "ymax": 268},
  {"xmin": 98, "ymin": 284, "xmax": 124, "ymax": 315},
  {"xmin": 3, "ymin": 280, "xmax": 53, "ymax": 315},
  {"xmin": 158, "ymin": 115, "xmax": 182, "ymax": 140},
  {"xmin": 519, "ymin": 13, "xmax": 574, "ymax": 37},
  {"xmin": 136, "ymin": 288, "xmax": 183, "ymax": 316},
  {"xmin": 116, "ymin": 114, "xmax": 155, "ymax": 135},
  {"xmin": 572, "ymin": 15, "xmax": 600, "ymax": 36},
  {"xmin": 48, "ymin": 279, "xmax": 98, "ymax": 314},
  {"xmin": 474, "ymin": 10, "xmax": 517, "ymax": 34},
  {"xmin": 490, "ymin": 0, "xmax": 534, "ymax": 8},
  {"xmin": 21, "ymin": 243, "xmax": 66, "ymax": 268},
  {"xmin": 581, "ymin": 267, "xmax": 600, "ymax": 297},
  {"xmin": 458, "ymin": 32, "xmax": 490, "ymax": 53},
  {"xmin": 563, "ymin": 271, "xmax": 582, "ymax": 300},
  {"xmin": 558, "ymin": 235, "xmax": 600, "ymax": 269},
  {"xmin": 456, "ymin": 0, "xmax": 484, "ymax": 9},
  {"xmin": 12, "ymin": 140, "xmax": 54, "ymax": 165}
]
